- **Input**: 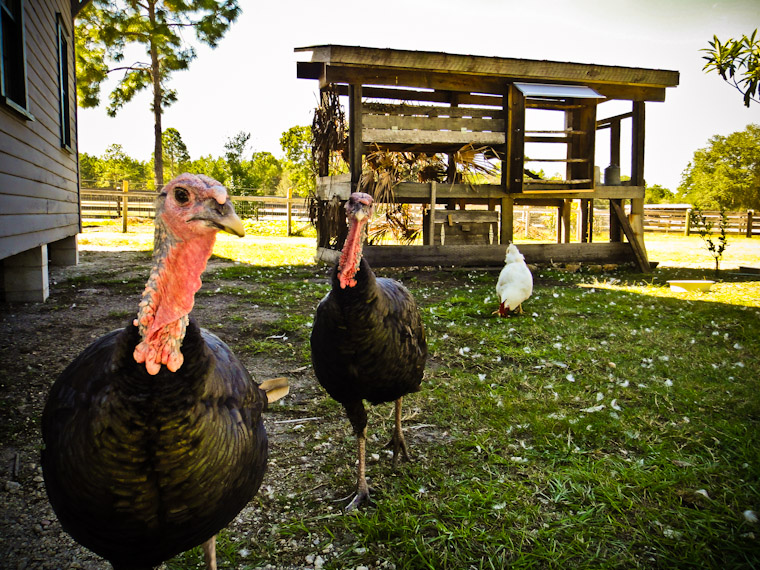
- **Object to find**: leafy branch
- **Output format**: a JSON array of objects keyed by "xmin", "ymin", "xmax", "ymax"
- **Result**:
[{"xmin": 702, "ymin": 30, "xmax": 760, "ymax": 107}]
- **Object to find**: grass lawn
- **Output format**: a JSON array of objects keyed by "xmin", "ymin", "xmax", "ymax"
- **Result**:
[{"xmin": 71, "ymin": 222, "xmax": 760, "ymax": 568}]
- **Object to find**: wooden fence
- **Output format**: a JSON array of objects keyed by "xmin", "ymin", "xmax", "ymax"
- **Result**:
[
  {"xmin": 644, "ymin": 206, "xmax": 757, "ymax": 237},
  {"xmin": 80, "ymin": 187, "xmax": 310, "ymax": 234},
  {"xmin": 80, "ymin": 188, "xmax": 756, "ymax": 239}
]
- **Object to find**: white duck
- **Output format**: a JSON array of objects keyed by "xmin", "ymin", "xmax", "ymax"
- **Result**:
[{"xmin": 495, "ymin": 243, "xmax": 533, "ymax": 317}]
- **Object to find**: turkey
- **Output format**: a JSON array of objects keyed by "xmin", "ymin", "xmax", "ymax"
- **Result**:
[
  {"xmin": 41, "ymin": 173, "xmax": 288, "ymax": 570},
  {"xmin": 310, "ymin": 192, "xmax": 427, "ymax": 510},
  {"xmin": 495, "ymin": 243, "xmax": 533, "ymax": 316}
]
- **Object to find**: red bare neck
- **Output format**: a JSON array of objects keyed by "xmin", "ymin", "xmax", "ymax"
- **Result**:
[
  {"xmin": 133, "ymin": 229, "xmax": 217, "ymax": 375},
  {"xmin": 337, "ymin": 216, "xmax": 366, "ymax": 289}
]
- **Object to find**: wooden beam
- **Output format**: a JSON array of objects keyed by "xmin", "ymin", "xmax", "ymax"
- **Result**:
[
  {"xmin": 296, "ymin": 61, "xmax": 324, "ymax": 80},
  {"xmin": 316, "ymin": 242, "xmax": 637, "ymax": 267},
  {"xmin": 362, "ymin": 129, "xmax": 504, "ymax": 146},
  {"xmin": 507, "ymin": 84, "xmax": 525, "ymax": 193},
  {"xmin": 525, "ymin": 135, "xmax": 571, "ymax": 144},
  {"xmin": 610, "ymin": 200, "xmax": 651, "ymax": 272},
  {"xmin": 610, "ymin": 199, "xmax": 622, "ymax": 242},
  {"xmin": 331, "ymin": 84, "xmax": 503, "ymax": 106},
  {"xmin": 610, "ymin": 120, "xmax": 621, "ymax": 167},
  {"xmin": 580, "ymin": 198, "xmax": 591, "ymax": 243},
  {"xmin": 320, "ymin": 67, "xmax": 671, "ymax": 102},
  {"xmin": 316, "ymin": 179, "xmax": 645, "ymax": 202},
  {"xmin": 563, "ymin": 201, "xmax": 572, "ymax": 243},
  {"xmin": 427, "ymin": 182, "xmax": 437, "ymax": 245},
  {"xmin": 363, "ymin": 103, "xmax": 501, "ymax": 118},
  {"xmin": 297, "ymin": 45, "xmax": 680, "ymax": 88},
  {"xmin": 501, "ymin": 195, "xmax": 514, "ymax": 244},
  {"xmin": 596, "ymin": 111, "xmax": 634, "ymax": 129},
  {"xmin": 631, "ymin": 101, "xmax": 646, "ymax": 185},
  {"xmin": 591, "ymin": 84, "xmax": 667, "ymax": 102},
  {"xmin": 348, "ymin": 84, "xmax": 363, "ymax": 191},
  {"xmin": 323, "ymin": 66, "xmax": 507, "ymax": 96}
]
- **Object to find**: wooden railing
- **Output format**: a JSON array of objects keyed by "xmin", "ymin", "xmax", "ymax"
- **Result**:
[
  {"xmin": 80, "ymin": 187, "xmax": 309, "ymax": 234},
  {"xmin": 644, "ymin": 206, "xmax": 757, "ymax": 237},
  {"xmin": 80, "ymin": 187, "xmax": 756, "ymax": 240}
]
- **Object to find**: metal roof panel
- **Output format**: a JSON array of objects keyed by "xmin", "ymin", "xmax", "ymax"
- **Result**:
[{"xmin": 515, "ymin": 83, "xmax": 603, "ymax": 98}]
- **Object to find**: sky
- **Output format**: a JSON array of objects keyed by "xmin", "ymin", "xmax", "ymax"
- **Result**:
[{"xmin": 77, "ymin": 0, "xmax": 760, "ymax": 192}]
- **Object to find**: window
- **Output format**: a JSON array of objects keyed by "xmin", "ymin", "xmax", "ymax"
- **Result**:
[
  {"xmin": 57, "ymin": 13, "xmax": 71, "ymax": 149},
  {"xmin": 0, "ymin": 0, "xmax": 32, "ymax": 118}
]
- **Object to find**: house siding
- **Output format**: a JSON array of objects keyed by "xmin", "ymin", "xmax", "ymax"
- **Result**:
[{"xmin": 0, "ymin": 0, "xmax": 80, "ymax": 263}]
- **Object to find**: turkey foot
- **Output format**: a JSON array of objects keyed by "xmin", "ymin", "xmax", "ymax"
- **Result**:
[{"xmin": 345, "ymin": 478, "xmax": 373, "ymax": 512}]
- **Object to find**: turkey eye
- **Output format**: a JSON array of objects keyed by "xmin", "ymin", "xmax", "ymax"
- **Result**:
[{"xmin": 174, "ymin": 188, "xmax": 190, "ymax": 204}]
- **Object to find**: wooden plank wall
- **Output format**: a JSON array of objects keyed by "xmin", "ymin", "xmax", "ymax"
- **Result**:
[{"xmin": 0, "ymin": 0, "xmax": 80, "ymax": 260}]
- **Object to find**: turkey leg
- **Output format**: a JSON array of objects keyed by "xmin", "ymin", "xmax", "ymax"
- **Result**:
[
  {"xmin": 202, "ymin": 535, "xmax": 217, "ymax": 570},
  {"xmin": 346, "ymin": 426, "xmax": 371, "ymax": 511},
  {"xmin": 386, "ymin": 397, "xmax": 410, "ymax": 466}
]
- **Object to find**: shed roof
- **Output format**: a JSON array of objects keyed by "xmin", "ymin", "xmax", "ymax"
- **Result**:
[{"xmin": 296, "ymin": 45, "xmax": 679, "ymax": 102}]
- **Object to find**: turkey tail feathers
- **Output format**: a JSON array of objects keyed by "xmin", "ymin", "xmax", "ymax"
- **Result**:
[{"xmin": 260, "ymin": 377, "xmax": 290, "ymax": 403}]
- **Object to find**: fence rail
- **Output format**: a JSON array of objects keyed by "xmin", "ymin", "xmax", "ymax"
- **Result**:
[
  {"xmin": 80, "ymin": 188, "xmax": 756, "ymax": 239},
  {"xmin": 644, "ymin": 207, "xmax": 757, "ymax": 237},
  {"xmin": 80, "ymin": 188, "xmax": 310, "ymax": 232}
]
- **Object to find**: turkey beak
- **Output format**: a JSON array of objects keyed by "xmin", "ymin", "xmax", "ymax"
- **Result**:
[
  {"xmin": 348, "ymin": 201, "xmax": 373, "ymax": 222},
  {"xmin": 202, "ymin": 199, "xmax": 245, "ymax": 237}
]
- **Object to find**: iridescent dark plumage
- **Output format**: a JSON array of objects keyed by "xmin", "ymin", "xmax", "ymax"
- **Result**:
[
  {"xmin": 41, "ymin": 174, "xmax": 273, "ymax": 570},
  {"xmin": 310, "ymin": 193, "xmax": 427, "ymax": 510},
  {"xmin": 41, "ymin": 321, "xmax": 268, "ymax": 569}
]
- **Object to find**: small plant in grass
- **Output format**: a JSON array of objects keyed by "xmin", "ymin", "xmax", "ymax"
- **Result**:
[{"xmin": 690, "ymin": 206, "xmax": 729, "ymax": 275}]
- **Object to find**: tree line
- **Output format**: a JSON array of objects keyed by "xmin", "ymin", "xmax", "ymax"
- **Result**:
[{"xmin": 80, "ymin": 126, "xmax": 315, "ymax": 197}]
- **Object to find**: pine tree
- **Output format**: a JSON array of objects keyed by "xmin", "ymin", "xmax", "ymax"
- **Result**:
[{"xmin": 75, "ymin": 1, "xmax": 240, "ymax": 188}]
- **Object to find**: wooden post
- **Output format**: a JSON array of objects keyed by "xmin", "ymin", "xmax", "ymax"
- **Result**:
[
  {"xmin": 631, "ymin": 102, "xmax": 646, "ymax": 186},
  {"xmin": 286, "ymin": 187, "xmax": 293, "ymax": 236},
  {"xmin": 505, "ymin": 85, "xmax": 525, "ymax": 194},
  {"xmin": 629, "ymin": 101, "xmax": 648, "ymax": 260},
  {"xmin": 610, "ymin": 199, "xmax": 622, "ymax": 242},
  {"xmin": 747, "ymin": 209, "xmax": 754, "ymax": 238},
  {"xmin": 562, "ymin": 200, "xmax": 571, "ymax": 243},
  {"xmin": 427, "ymin": 181, "xmax": 437, "ymax": 245},
  {"xmin": 348, "ymin": 84, "xmax": 363, "ymax": 192},
  {"xmin": 610, "ymin": 200, "xmax": 651, "ymax": 273},
  {"xmin": 501, "ymin": 195, "xmax": 514, "ymax": 244},
  {"xmin": 580, "ymin": 198, "xmax": 590, "ymax": 243},
  {"xmin": 629, "ymin": 197, "xmax": 647, "ymax": 263},
  {"xmin": 684, "ymin": 208, "xmax": 692, "ymax": 236},
  {"xmin": 121, "ymin": 180, "xmax": 129, "ymax": 233},
  {"xmin": 447, "ymin": 92, "xmax": 459, "ymax": 184}
]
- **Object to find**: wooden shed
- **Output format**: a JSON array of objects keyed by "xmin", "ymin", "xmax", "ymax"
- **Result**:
[
  {"xmin": 0, "ymin": 0, "xmax": 90, "ymax": 301},
  {"xmin": 296, "ymin": 45, "xmax": 679, "ymax": 271}
]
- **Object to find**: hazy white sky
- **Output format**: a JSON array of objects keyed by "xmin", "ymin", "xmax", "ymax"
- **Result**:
[{"xmin": 77, "ymin": 0, "xmax": 760, "ymax": 191}]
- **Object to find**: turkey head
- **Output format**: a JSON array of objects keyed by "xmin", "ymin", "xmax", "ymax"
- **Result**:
[{"xmin": 133, "ymin": 173, "xmax": 245, "ymax": 375}]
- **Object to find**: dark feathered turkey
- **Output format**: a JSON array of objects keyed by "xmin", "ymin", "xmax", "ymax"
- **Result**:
[
  {"xmin": 41, "ymin": 173, "xmax": 287, "ymax": 570},
  {"xmin": 310, "ymin": 192, "xmax": 427, "ymax": 510}
]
